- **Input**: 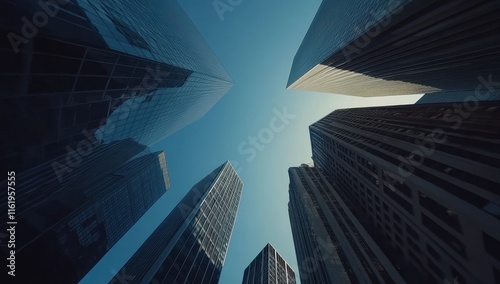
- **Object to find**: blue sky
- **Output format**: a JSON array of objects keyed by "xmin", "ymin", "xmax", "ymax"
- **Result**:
[{"xmin": 81, "ymin": 0, "xmax": 422, "ymax": 283}]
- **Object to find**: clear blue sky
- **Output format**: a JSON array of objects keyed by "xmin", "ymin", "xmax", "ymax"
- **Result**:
[{"xmin": 81, "ymin": 1, "xmax": 422, "ymax": 283}]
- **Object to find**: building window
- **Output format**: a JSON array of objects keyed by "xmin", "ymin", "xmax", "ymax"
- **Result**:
[
  {"xmin": 419, "ymin": 192, "xmax": 462, "ymax": 233},
  {"xmin": 450, "ymin": 267, "xmax": 466, "ymax": 284},
  {"xmin": 384, "ymin": 188, "xmax": 413, "ymax": 215},
  {"xmin": 426, "ymin": 244, "xmax": 441, "ymax": 261},
  {"xmin": 483, "ymin": 232, "xmax": 500, "ymax": 262},
  {"xmin": 492, "ymin": 266, "xmax": 500, "ymax": 284},
  {"xmin": 393, "ymin": 212, "xmax": 402, "ymax": 223},
  {"xmin": 393, "ymin": 223, "xmax": 402, "ymax": 234},
  {"xmin": 406, "ymin": 224, "xmax": 420, "ymax": 240},
  {"xmin": 421, "ymin": 214, "xmax": 466, "ymax": 258},
  {"xmin": 383, "ymin": 203, "xmax": 389, "ymax": 212},
  {"xmin": 427, "ymin": 258, "xmax": 443, "ymax": 278}
]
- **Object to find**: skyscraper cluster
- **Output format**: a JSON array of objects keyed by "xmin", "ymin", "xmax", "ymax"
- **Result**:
[
  {"xmin": 1, "ymin": 0, "xmax": 242, "ymax": 283},
  {"xmin": 2, "ymin": 0, "xmax": 500, "ymax": 283},
  {"xmin": 287, "ymin": 0, "xmax": 500, "ymax": 283}
]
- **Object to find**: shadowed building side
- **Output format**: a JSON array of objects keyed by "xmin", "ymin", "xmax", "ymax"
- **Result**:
[
  {"xmin": 1, "ymin": 149, "xmax": 171, "ymax": 283},
  {"xmin": 288, "ymin": 166, "xmax": 406, "ymax": 284},
  {"xmin": 416, "ymin": 91, "xmax": 500, "ymax": 104},
  {"xmin": 309, "ymin": 102, "xmax": 500, "ymax": 283}
]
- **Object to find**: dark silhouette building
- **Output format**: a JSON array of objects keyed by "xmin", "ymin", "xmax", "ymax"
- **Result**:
[
  {"xmin": 287, "ymin": 0, "xmax": 500, "ymax": 96},
  {"xmin": 307, "ymin": 102, "xmax": 500, "ymax": 283},
  {"xmin": 1, "ymin": 149, "xmax": 171, "ymax": 283},
  {"xmin": 288, "ymin": 165, "xmax": 405, "ymax": 284},
  {"xmin": 0, "ymin": 0, "xmax": 233, "ymax": 175},
  {"xmin": 115, "ymin": 161, "xmax": 243, "ymax": 284},
  {"xmin": 416, "ymin": 91, "xmax": 500, "ymax": 104},
  {"xmin": 242, "ymin": 243, "xmax": 296, "ymax": 284},
  {"xmin": 1, "ymin": 0, "xmax": 232, "ymax": 280}
]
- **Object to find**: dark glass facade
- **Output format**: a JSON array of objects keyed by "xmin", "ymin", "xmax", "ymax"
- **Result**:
[
  {"xmin": 1, "ymin": 0, "xmax": 232, "ymax": 281},
  {"xmin": 309, "ymin": 102, "xmax": 500, "ymax": 283},
  {"xmin": 288, "ymin": 166, "xmax": 405, "ymax": 284},
  {"xmin": 1, "ymin": 0, "xmax": 233, "ymax": 174},
  {"xmin": 116, "ymin": 161, "xmax": 243, "ymax": 284},
  {"xmin": 242, "ymin": 243, "xmax": 296, "ymax": 284},
  {"xmin": 1, "ymin": 149, "xmax": 170, "ymax": 283},
  {"xmin": 287, "ymin": 0, "xmax": 500, "ymax": 96}
]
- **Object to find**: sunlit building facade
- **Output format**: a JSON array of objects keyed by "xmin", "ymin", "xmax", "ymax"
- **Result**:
[
  {"xmin": 287, "ymin": 0, "xmax": 500, "ymax": 96},
  {"xmin": 242, "ymin": 243, "xmax": 296, "ymax": 284},
  {"xmin": 116, "ymin": 161, "xmax": 243, "ymax": 284},
  {"xmin": 309, "ymin": 102, "xmax": 500, "ymax": 283},
  {"xmin": 288, "ymin": 165, "xmax": 405, "ymax": 284},
  {"xmin": 1, "ymin": 150, "xmax": 171, "ymax": 283}
]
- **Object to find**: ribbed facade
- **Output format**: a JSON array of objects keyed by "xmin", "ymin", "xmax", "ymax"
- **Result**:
[
  {"xmin": 242, "ymin": 243, "xmax": 296, "ymax": 284},
  {"xmin": 117, "ymin": 161, "xmax": 243, "ymax": 284},
  {"xmin": 309, "ymin": 102, "xmax": 500, "ymax": 283},
  {"xmin": 416, "ymin": 91, "xmax": 500, "ymax": 104},
  {"xmin": 288, "ymin": 166, "xmax": 405, "ymax": 284},
  {"xmin": 1, "ymin": 150, "xmax": 170, "ymax": 282},
  {"xmin": 1, "ymin": 0, "xmax": 232, "ymax": 174},
  {"xmin": 287, "ymin": 0, "xmax": 500, "ymax": 96}
]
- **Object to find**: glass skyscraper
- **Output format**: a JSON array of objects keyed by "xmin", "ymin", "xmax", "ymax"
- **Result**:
[
  {"xmin": 1, "ymin": 0, "xmax": 233, "ymax": 175},
  {"xmin": 115, "ymin": 161, "xmax": 243, "ymax": 284},
  {"xmin": 287, "ymin": 0, "xmax": 500, "ymax": 96},
  {"xmin": 242, "ymin": 243, "xmax": 296, "ymax": 284},
  {"xmin": 1, "ymin": 1, "xmax": 232, "ymax": 280},
  {"xmin": 1, "ymin": 150, "xmax": 171, "ymax": 283},
  {"xmin": 288, "ymin": 165, "xmax": 405, "ymax": 284},
  {"xmin": 308, "ymin": 102, "xmax": 500, "ymax": 283}
]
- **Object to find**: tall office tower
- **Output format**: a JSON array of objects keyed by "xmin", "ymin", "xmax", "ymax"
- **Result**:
[
  {"xmin": 288, "ymin": 166, "xmax": 405, "ymax": 284},
  {"xmin": 0, "ymin": 0, "xmax": 233, "ymax": 174},
  {"xmin": 309, "ymin": 103, "xmax": 500, "ymax": 283},
  {"xmin": 242, "ymin": 243, "xmax": 296, "ymax": 284},
  {"xmin": 116, "ymin": 161, "xmax": 243, "ymax": 284},
  {"xmin": 416, "ymin": 91, "xmax": 500, "ymax": 104},
  {"xmin": 1, "ymin": 150, "xmax": 170, "ymax": 283},
  {"xmin": 287, "ymin": 0, "xmax": 500, "ymax": 96},
  {"xmin": 0, "ymin": 138, "xmax": 146, "ymax": 219}
]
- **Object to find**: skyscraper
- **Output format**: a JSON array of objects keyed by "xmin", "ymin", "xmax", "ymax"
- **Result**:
[
  {"xmin": 1, "ymin": 0, "xmax": 233, "ymax": 174},
  {"xmin": 288, "ymin": 165, "xmax": 405, "ymax": 284},
  {"xmin": 416, "ymin": 91, "xmax": 500, "ymax": 104},
  {"xmin": 1, "ymin": 150, "xmax": 171, "ymax": 283},
  {"xmin": 287, "ymin": 0, "xmax": 500, "ymax": 96},
  {"xmin": 309, "ymin": 102, "xmax": 500, "ymax": 283},
  {"xmin": 115, "ymin": 161, "xmax": 243, "ymax": 284},
  {"xmin": 242, "ymin": 243, "xmax": 296, "ymax": 284}
]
